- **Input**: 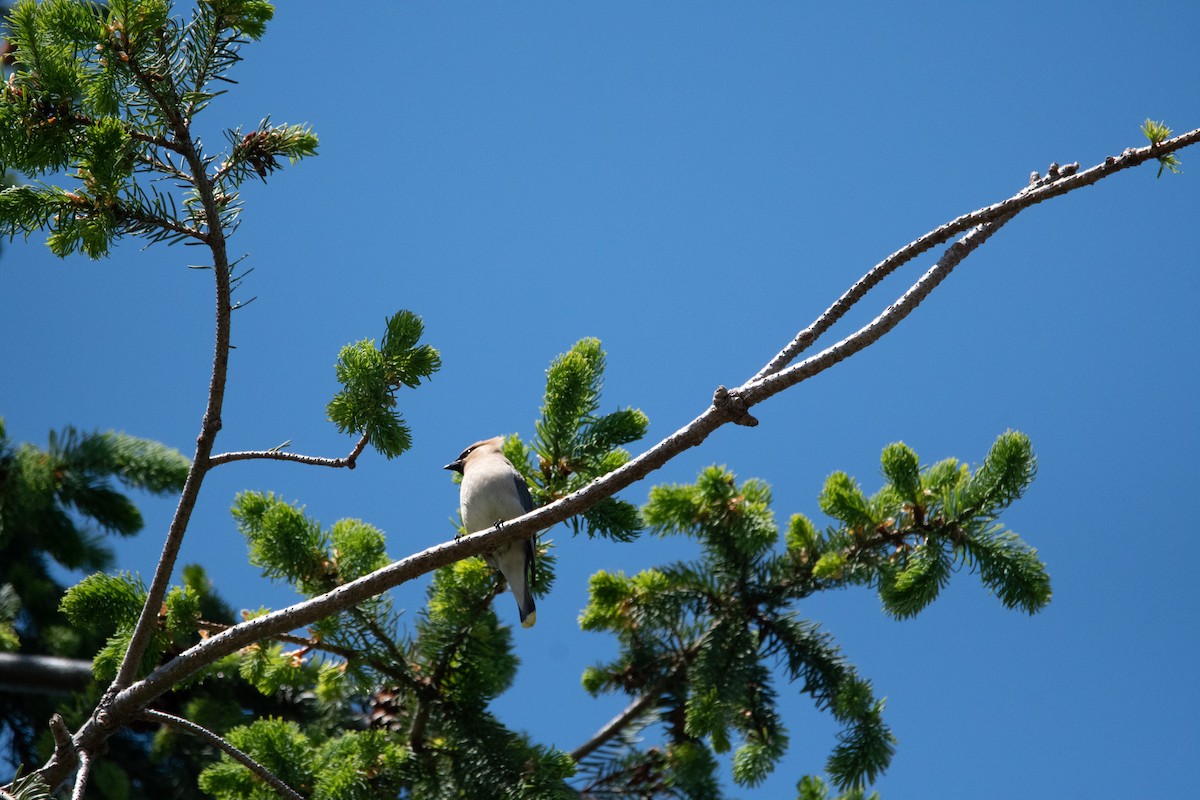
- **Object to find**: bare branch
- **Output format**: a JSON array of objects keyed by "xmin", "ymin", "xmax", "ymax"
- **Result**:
[
  {"xmin": 742, "ymin": 210, "xmax": 1015, "ymax": 409},
  {"xmin": 208, "ymin": 433, "xmax": 370, "ymax": 469},
  {"xmin": 571, "ymin": 687, "xmax": 662, "ymax": 764},
  {"xmin": 752, "ymin": 127, "xmax": 1200, "ymax": 381},
  {"xmin": 69, "ymin": 751, "xmax": 91, "ymax": 800},
  {"xmin": 141, "ymin": 709, "xmax": 305, "ymax": 800},
  {"xmin": 45, "ymin": 714, "xmax": 77, "ymax": 779}
]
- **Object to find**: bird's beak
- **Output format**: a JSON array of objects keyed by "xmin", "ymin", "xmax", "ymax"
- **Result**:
[{"xmin": 444, "ymin": 460, "xmax": 463, "ymax": 473}]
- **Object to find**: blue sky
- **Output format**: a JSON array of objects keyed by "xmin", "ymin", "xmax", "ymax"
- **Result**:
[{"xmin": 3, "ymin": 2, "xmax": 1199, "ymax": 797}]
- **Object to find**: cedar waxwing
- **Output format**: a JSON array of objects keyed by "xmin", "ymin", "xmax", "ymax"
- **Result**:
[{"xmin": 444, "ymin": 436, "xmax": 537, "ymax": 628}]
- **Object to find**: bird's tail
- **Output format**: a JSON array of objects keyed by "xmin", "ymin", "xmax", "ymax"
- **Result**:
[
  {"xmin": 517, "ymin": 588, "xmax": 537, "ymax": 629},
  {"xmin": 517, "ymin": 536, "xmax": 536, "ymax": 628}
]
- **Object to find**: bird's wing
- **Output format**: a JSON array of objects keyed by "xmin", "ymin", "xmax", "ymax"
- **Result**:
[
  {"xmin": 512, "ymin": 472, "xmax": 534, "ymax": 514},
  {"xmin": 523, "ymin": 535, "xmax": 536, "ymax": 584}
]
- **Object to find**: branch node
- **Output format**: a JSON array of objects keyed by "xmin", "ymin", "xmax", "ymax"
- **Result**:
[
  {"xmin": 712, "ymin": 386, "xmax": 759, "ymax": 427},
  {"xmin": 48, "ymin": 713, "xmax": 79, "ymax": 772}
]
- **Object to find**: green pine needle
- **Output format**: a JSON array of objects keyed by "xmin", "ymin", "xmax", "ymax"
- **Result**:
[{"xmin": 1142, "ymin": 118, "xmax": 1182, "ymax": 178}]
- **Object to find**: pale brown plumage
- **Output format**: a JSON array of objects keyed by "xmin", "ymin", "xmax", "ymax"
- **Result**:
[{"xmin": 445, "ymin": 437, "xmax": 537, "ymax": 628}]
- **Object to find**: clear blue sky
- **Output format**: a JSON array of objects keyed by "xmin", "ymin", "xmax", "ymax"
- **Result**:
[{"xmin": 3, "ymin": 2, "xmax": 1199, "ymax": 797}]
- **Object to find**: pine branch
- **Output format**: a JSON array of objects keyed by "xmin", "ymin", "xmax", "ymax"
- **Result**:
[
  {"xmin": 572, "ymin": 621, "xmax": 717, "ymax": 762},
  {"xmin": 140, "ymin": 709, "xmax": 305, "ymax": 800},
  {"xmin": 571, "ymin": 685, "xmax": 665, "ymax": 764},
  {"xmin": 409, "ymin": 581, "xmax": 504, "ymax": 752}
]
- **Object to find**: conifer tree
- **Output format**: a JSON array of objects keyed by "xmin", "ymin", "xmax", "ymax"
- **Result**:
[{"xmin": 0, "ymin": 1, "xmax": 1195, "ymax": 798}]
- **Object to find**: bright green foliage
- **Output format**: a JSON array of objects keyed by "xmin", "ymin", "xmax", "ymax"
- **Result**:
[
  {"xmin": 578, "ymin": 432, "xmax": 1047, "ymax": 793},
  {"xmin": 0, "ymin": 0, "xmax": 315, "ymax": 257},
  {"xmin": 0, "ymin": 421, "xmax": 193, "ymax": 652},
  {"xmin": 229, "ymin": 490, "xmax": 402, "ymax": 695},
  {"xmin": 59, "ymin": 570, "xmax": 157, "ymax": 679},
  {"xmin": 329, "ymin": 518, "xmax": 389, "ymax": 581},
  {"xmin": 58, "ymin": 570, "xmax": 209, "ymax": 681},
  {"xmin": 59, "ymin": 572, "xmax": 146, "ymax": 632},
  {"xmin": 581, "ymin": 464, "xmax": 892, "ymax": 793},
  {"xmin": 233, "ymin": 491, "xmax": 329, "ymax": 593},
  {"xmin": 417, "ymin": 559, "xmax": 519, "ymax": 702},
  {"xmin": 1142, "ymin": 118, "xmax": 1182, "ymax": 178},
  {"xmin": 327, "ymin": 310, "xmax": 441, "ymax": 459},
  {"xmin": 867, "ymin": 432, "xmax": 1050, "ymax": 618},
  {"xmin": 231, "ymin": 491, "xmax": 393, "ymax": 600},
  {"xmin": 239, "ymin": 641, "xmax": 321, "ymax": 697},
  {"xmin": 520, "ymin": 337, "xmax": 649, "ymax": 541}
]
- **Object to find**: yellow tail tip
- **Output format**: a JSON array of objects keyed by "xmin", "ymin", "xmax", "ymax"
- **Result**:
[{"xmin": 521, "ymin": 610, "xmax": 537, "ymax": 629}]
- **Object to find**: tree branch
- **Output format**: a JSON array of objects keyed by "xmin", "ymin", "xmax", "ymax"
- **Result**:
[
  {"xmin": 752, "ymin": 127, "xmax": 1200, "ymax": 381},
  {"xmin": 570, "ymin": 686, "xmax": 663, "ymax": 764},
  {"xmin": 110, "ymin": 51, "xmax": 235, "ymax": 694},
  {"xmin": 409, "ymin": 581, "xmax": 504, "ymax": 752},
  {"xmin": 0, "ymin": 652, "xmax": 93, "ymax": 695},
  {"xmin": 208, "ymin": 433, "xmax": 370, "ymax": 469},
  {"xmin": 140, "ymin": 709, "xmax": 305, "ymax": 800},
  {"xmin": 572, "ymin": 620, "xmax": 718, "ymax": 762},
  {"xmin": 32, "ymin": 128, "xmax": 1200, "ymax": 793},
  {"xmin": 69, "ymin": 750, "xmax": 91, "ymax": 800}
]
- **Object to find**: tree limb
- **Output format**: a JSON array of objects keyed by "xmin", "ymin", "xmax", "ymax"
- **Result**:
[
  {"xmin": 570, "ymin": 686, "xmax": 664, "ymax": 764},
  {"xmin": 69, "ymin": 750, "xmax": 91, "ymax": 800},
  {"xmin": 110, "ymin": 49, "xmax": 236, "ymax": 694},
  {"xmin": 208, "ymin": 433, "xmax": 370, "ymax": 469},
  {"xmin": 0, "ymin": 652, "xmax": 93, "ymax": 695},
  {"xmin": 752, "ymin": 128, "xmax": 1200, "ymax": 380},
  {"xmin": 141, "ymin": 709, "xmax": 305, "ymax": 800}
]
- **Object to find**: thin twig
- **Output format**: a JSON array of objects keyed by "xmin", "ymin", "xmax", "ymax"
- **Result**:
[
  {"xmin": 69, "ymin": 751, "xmax": 91, "ymax": 800},
  {"xmin": 141, "ymin": 709, "xmax": 305, "ymax": 800},
  {"xmin": 114, "ymin": 201, "xmax": 206, "ymax": 242},
  {"xmin": 208, "ymin": 433, "xmax": 370, "ymax": 469},
  {"xmin": 133, "ymin": 150, "xmax": 196, "ymax": 184},
  {"xmin": 197, "ymin": 619, "xmax": 355, "ymax": 659}
]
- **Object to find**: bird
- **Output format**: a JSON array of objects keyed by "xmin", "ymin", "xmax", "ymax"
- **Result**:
[{"xmin": 444, "ymin": 436, "xmax": 537, "ymax": 628}]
